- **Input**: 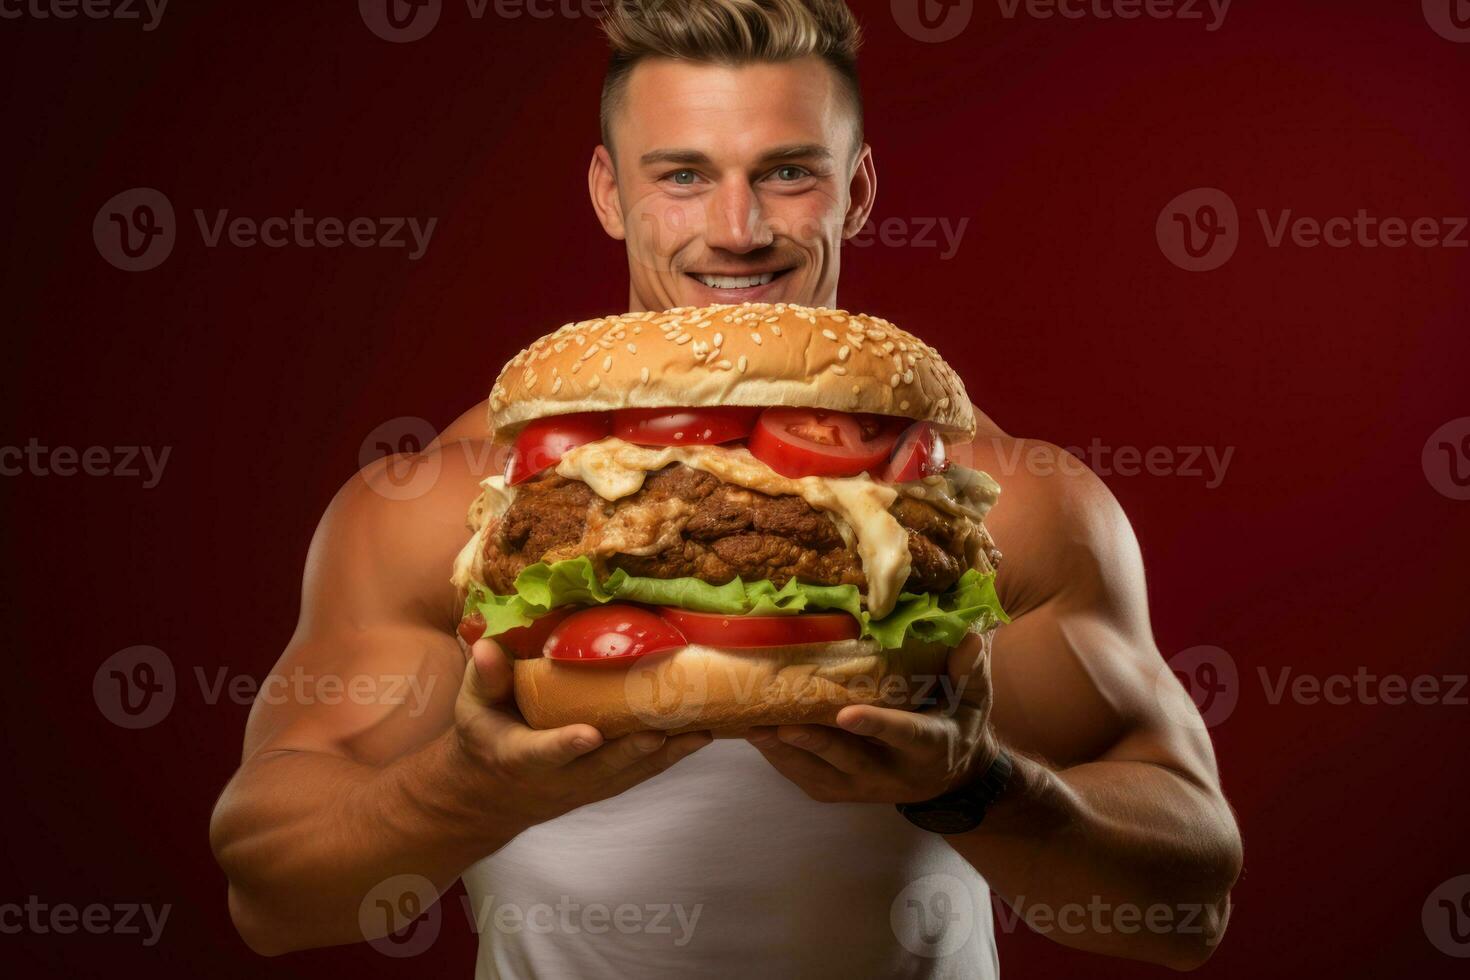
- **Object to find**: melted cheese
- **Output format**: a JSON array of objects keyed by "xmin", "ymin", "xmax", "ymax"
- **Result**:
[
  {"xmin": 558, "ymin": 438, "xmax": 912, "ymax": 618},
  {"xmin": 898, "ymin": 466, "xmax": 1000, "ymax": 522},
  {"xmin": 451, "ymin": 475, "xmax": 515, "ymax": 591}
]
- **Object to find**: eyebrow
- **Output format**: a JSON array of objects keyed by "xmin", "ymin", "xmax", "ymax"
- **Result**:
[{"xmin": 638, "ymin": 143, "xmax": 835, "ymax": 167}]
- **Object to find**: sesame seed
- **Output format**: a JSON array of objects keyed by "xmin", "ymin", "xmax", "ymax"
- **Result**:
[
  {"xmin": 882, "ymin": 341, "xmax": 896, "ymax": 354},
  {"xmin": 696, "ymin": 320, "xmax": 711, "ymax": 328},
  {"xmin": 633, "ymin": 325, "xmax": 643, "ymax": 334},
  {"xmin": 574, "ymin": 335, "xmax": 586, "ymax": 346},
  {"xmin": 852, "ymin": 384, "xmax": 861, "ymax": 396},
  {"xmin": 571, "ymin": 362, "xmax": 581, "ymax": 374},
  {"xmin": 640, "ymin": 367, "xmax": 650, "ymax": 384},
  {"xmin": 890, "ymin": 374, "xmax": 901, "ymax": 388},
  {"xmin": 552, "ymin": 377, "xmax": 564, "ymax": 393},
  {"xmin": 626, "ymin": 343, "xmax": 637, "ymax": 354},
  {"xmin": 750, "ymin": 332, "xmax": 762, "ymax": 345},
  {"xmin": 713, "ymin": 332, "xmax": 723, "ymax": 347},
  {"xmin": 716, "ymin": 359, "xmax": 732, "ymax": 370},
  {"xmin": 589, "ymin": 375, "xmax": 601, "ymax": 390},
  {"xmin": 737, "ymin": 355, "xmax": 748, "ymax": 373},
  {"xmin": 904, "ymin": 370, "xmax": 914, "ymax": 384},
  {"xmin": 838, "ymin": 345, "xmax": 850, "ymax": 361},
  {"xmin": 832, "ymin": 365, "xmax": 848, "ymax": 376},
  {"xmin": 821, "ymin": 329, "xmax": 839, "ymax": 342},
  {"xmin": 674, "ymin": 334, "xmax": 692, "ymax": 345},
  {"xmin": 900, "ymin": 400, "xmax": 910, "ymax": 410},
  {"xmin": 602, "ymin": 355, "xmax": 613, "ymax": 372},
  {"xmin": 771, "ymin": 325, "xmax": 782, "ymax": 337}
]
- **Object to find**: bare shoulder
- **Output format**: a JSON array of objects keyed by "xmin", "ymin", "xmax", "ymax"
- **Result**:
[
  {"xmin": 432, "ymin": 399, "xmax": 495, "ymax": 448},
  {"xmin": 959, "ymin": 426, "xmax": 1146, "ymax": 624},
  {"xmin": 302, "ymin": 436, "xmax": 502, "ymax": 635}
]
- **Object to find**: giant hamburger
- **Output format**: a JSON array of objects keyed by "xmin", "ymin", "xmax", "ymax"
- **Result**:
[{"xmin": 452, "ymin": 303, "xmax": 1007, "ymax": 738}]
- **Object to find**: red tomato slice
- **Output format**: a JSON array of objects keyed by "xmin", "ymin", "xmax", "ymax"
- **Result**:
[
  {"xmin": 612, "ymin": 407, "xmax": 760, "ymax": 447},
  {"xmin": 882, "ymin": 422, "xmax": 949, "ymax": 483},
  {"xmin": 748, "ymin": 408, "xmax": 904, "ymax": 478},
  {"xmin": 458, "ymin": 608, "xmax": 576, "ymax": 659},
  {"xmin": 506, "ymin": 412, "xmax": 611, "ymax": 485},
  {"xmin": 544, "ymin": 605, "xmax": 688, "ymax": 663},
  {"xmin": 657, "ymin": 607, "xmax": 860, "ymax": 648}
]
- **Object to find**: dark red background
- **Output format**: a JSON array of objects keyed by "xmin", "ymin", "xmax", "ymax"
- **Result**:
[{"xmin": 3, "ymin": 0, "xmax": 1468, "ymax": 975}]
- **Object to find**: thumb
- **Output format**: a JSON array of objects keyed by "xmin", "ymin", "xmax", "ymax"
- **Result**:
[{"xmin": 460, "ymin": 637, "xmax": 515, "ymax": 708}]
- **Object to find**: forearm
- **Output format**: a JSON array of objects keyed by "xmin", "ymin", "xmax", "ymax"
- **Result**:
[
  {"xmin": 210, "ymin": 729, "xmax": 521, "ymax": 955},
  {"xmin": 947, "ymin": 754, "xmax": 1242, "ymax": 970}
]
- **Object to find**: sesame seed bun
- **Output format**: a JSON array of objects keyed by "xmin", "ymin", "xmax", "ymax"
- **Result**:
[{"xmin": 488, "ymin": 303, "xmax": 975, "ymax": 437}]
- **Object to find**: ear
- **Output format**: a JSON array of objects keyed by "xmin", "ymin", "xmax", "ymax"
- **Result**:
[
  {"xmin": 588, "ymin": 145, "xmax": 626, "ymax": 241},
  {"xmin": 842, "ymin": 143, "xmax": 877, "ymax": 240}
]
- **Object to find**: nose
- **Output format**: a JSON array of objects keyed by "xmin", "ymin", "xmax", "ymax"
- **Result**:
[{"xmin": 702, "ymin": 179, "xmax": 773, "ymax": 254}]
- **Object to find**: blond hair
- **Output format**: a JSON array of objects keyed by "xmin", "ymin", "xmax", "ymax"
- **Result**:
[{"xmin": 599, "ymin": 0, "xmax": 864, "ymax": 150}]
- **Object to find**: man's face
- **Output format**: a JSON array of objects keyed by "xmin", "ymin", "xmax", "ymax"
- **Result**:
[{"xmin": 593, "ymin": 56, "xmax": 874, "ymax": 312}]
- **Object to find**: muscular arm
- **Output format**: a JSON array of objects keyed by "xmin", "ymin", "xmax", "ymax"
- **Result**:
[
  {"xmin": 209, "ymin": 444, "xmax": 708, "ymax": 954},
  {"xmin": 949, "ymin": 439, "xmax": 1242, "ymax": 969}
]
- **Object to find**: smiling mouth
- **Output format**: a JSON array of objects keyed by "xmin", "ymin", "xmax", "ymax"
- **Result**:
[{"xmin": 687, "ymin": 269, "xmax": 791, "ymax": 290}]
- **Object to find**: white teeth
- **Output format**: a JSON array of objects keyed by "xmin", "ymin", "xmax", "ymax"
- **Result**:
[{"xmin": 695, "ymin": 272, "xmax": 775, "ymax": 289}]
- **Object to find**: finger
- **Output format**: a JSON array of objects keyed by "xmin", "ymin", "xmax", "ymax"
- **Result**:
[
  {"xmin": 501, "ymin": 722, "xmax": 607, "ymax": 770},
  {"xmin": 745, "ymin": 732, "xmax": 850, "ymax": 797},
  {"xmin": 460, "ymin": 638, "xmax": 514, "ymax": 708},
  {"xmin": 946, "ymin": 631, "xmax": 990, "ymax": 697},
  {"xmin": 593, "ymin": 731, "xmax": 714, "ymax": 795},
  {"xmin": 772, "ymin": 724, "xmax": 884, "ymax": 776},
  {"xmin": 570, "ymin": 729, "xmax": 699, "ymax": 782},
  {"xmin": 835, "ymin": 704, "xmax": 940, "ymax": 753}
]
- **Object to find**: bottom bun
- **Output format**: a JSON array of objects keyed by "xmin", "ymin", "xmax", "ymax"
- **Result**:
[{"xmin": 513, "ymin": 636, "xmax": 978, "ymax": 739}]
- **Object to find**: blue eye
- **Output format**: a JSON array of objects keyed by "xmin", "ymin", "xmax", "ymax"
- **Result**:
[{"xmin": 774, "ymin": 166, "xmax": 809, "ymax": 181}]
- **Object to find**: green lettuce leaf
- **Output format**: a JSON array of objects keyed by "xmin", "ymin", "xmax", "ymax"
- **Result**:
[{"xmin": 463, "ymin": 557, "xmax": 1009, "ymax": 651}]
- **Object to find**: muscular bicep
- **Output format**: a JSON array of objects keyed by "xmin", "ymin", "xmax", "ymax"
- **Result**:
[
  {"xmin": 239, "ymin": 446, "xmax": 492, "ymax": 767},
  {"xmin": 982, "ymin": 443, "xmax": 1221, "ymax": 790}
]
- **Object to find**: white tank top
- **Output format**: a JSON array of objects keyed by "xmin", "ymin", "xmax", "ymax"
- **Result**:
[{"xmin": 460, "ymin": 738, "xmax": 999, "ymax": 979}]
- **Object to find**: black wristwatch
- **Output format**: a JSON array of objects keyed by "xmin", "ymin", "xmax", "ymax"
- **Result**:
[{"xmin": 896, "ymin": 749, "xmax": 1014, "ymax": 835}]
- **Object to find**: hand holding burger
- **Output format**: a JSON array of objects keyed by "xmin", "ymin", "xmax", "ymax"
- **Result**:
[{"xmin": 453, "ymin": 303, "xmax": 1007, "ymax": 739}]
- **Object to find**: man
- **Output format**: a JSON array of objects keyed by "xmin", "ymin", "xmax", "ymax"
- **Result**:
[{"xmin": 210, "ymin": 1, "xmax": 1241, "ymax": 976}]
